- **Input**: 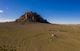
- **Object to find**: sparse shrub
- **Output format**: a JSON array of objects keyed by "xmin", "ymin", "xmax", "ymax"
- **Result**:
[{"xmin": 0, "ymin": 45, "xmax": 16, "ymax": 51}]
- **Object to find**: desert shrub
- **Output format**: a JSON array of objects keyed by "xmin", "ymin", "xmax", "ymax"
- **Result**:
[{"xmin": 0, "ymin": 45, "xmax": 16, "ymax": 51}]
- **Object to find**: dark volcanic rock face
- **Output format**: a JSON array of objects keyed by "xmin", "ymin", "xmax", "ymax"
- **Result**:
[{"xmin": 15, "ymin": 11, "xmax": 50, "ymax": 24}]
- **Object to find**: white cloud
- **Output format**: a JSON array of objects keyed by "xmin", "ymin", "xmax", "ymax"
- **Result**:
[
  {"xmin": 0, "ymin": 19, "xmax": 15, "ymax": 22},
  {"xmin": 0, "ymin": 10, "xmax": 3, "ymax": 13}
]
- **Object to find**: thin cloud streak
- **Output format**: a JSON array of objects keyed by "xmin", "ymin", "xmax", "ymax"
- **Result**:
[{"xmin": 0, "ymin": 19, "xmax": 15, "ymax": 22}]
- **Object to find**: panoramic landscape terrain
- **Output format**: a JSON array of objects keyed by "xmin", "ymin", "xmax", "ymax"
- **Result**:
[
  {"xmin": 0, "ymin": 11, "xmax": 80, "ymax": 51},
  {"xmin": 0, "ymin": 21, "xmax": 80, "ymax": 51},
  {"xmin": 0, "ymin": 0, "xmax": 80, "ymax": 51}
]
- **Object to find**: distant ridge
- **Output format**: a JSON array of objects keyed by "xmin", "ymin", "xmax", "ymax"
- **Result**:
[{"xmin": 15, "ymin": 11, "xmax": 50, "ymax": 24}]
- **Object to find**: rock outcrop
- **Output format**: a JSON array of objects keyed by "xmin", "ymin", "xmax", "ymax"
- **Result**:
[{"xmin": 15, "ymin": 11, "xmax": 50, "ymax": 24}]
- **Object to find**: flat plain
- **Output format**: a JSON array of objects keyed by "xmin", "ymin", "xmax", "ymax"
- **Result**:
[{"xmin": 0, "ymin": 22, "xmax": 80, "ymax": 51}]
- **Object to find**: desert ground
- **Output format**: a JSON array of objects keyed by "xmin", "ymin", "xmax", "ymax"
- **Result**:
[{"xmin": 0, "ymin": 22, "xmax": 80, "ymax": 51}]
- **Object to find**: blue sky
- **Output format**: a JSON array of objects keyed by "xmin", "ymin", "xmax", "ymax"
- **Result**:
[{"xmin": 0, "ymin": 0, "xmax": 80, "ymax": 24}]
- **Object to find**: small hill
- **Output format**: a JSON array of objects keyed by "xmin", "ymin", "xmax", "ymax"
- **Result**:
[{"xmin": 15, "ymin": 11, "xmax": 49, "ymax": 24}]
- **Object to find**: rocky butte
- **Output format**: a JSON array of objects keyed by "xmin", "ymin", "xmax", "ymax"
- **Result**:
[{"xmin": 15, "ymin": 11, "xmax": 50, "ymax": 24}]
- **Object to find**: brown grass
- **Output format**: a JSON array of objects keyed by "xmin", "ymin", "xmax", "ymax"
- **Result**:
[{"xmin": 0, "ymin": 23, "xmax": 80, "ymax": 51}]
